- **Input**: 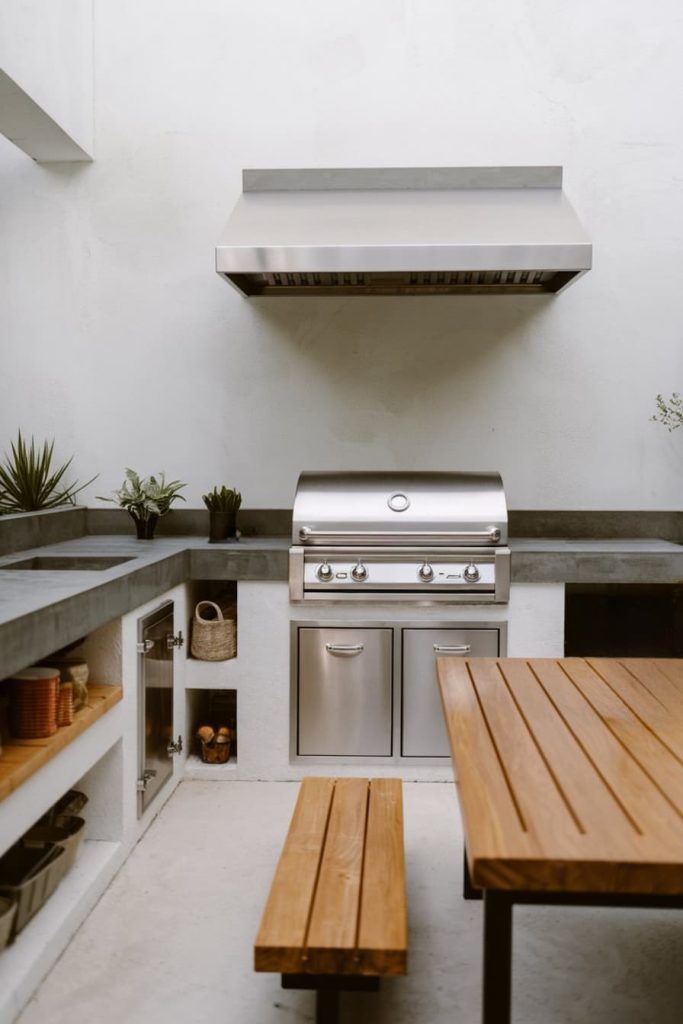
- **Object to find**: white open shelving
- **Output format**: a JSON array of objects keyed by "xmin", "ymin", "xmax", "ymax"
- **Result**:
[{"xmin": 0, "ymin": 840, "xmax": 122, "ymax": 1024}]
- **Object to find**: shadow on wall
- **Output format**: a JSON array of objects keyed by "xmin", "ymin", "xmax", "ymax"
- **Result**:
[{"xmin": 245, "ymin": 294, "xmax": 554, "ymax": 427}]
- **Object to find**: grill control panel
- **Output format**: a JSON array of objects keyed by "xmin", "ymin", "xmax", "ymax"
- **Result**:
[{"xmin": 304, "ymin": 557, "xmax": 495, "ymax": 590}]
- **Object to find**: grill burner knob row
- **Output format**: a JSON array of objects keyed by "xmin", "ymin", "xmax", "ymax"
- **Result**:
[
  {"xmin": 351, "ymin": 562, "xmax": 368, "ymax": 581},
  {"xmin": 316, "ymin": 561, "xmax": 334, "ymax": 582},
  {"xmin": 464, "ymin": 563, "xmax": 480, "ymax": 583},
  {"xmin": 418, "ymin": 562, "xmax": 434, "ymax": 581}
]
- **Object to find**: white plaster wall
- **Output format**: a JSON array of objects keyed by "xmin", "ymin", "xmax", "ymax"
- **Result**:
[
  {"xmin": 0, "ymin": 0, "xmax": 94, "ymax": 154},
  {"xmin": 0, "ymin": 0, "xmax": 682, "ymax": 508}
]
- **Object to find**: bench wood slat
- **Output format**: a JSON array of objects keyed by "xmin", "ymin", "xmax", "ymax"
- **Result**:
[
  {"xmin": 357, "ymin": 778, "xmax": 407, "ymax": 975},
  {"xmin": 306, "ymin": 777, "xmax": 369, "ymax": 973},
  {"xmin": 254, "ymin": 776, "xmax": 334, "ymax": 972}
]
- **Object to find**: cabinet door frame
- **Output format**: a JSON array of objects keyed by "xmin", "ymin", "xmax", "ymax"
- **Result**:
[{"xmin": 290, "ymin": 619, "xmax": 507, "ymax": 765}]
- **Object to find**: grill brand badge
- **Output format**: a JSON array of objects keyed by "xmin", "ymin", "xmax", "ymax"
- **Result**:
[{"xmin": 387, "ymin": 492, "xmax": 410, "ymax": 512}]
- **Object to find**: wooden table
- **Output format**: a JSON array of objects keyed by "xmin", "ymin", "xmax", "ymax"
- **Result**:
[{"xmin": 437, "ymin": 657, "xmax": 683, "ymax": 1024}]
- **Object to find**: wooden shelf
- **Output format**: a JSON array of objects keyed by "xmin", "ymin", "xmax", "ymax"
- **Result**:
[{"xmin": 0, "ymin": 685, "xmax": 122, "ymax": 803}]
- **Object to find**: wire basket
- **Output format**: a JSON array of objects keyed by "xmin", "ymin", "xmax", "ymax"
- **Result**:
[
  {"xmin": 9, "ymin": 668, "xmax": 59, "ymax": 739},
  {"xmin": 190, "ymin": 601, "xmax": 236, "ymax": 661}
]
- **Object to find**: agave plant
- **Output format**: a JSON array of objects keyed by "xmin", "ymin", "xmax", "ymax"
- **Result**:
[
  {"xmin": 99, "ymin": 469, "xmax": 187, "ymax": 524},
  {"xmin": 202, "ymin": 486, "xmax": 242, "ymax": 514},
  {"xmin": 0, "ymin": 431, "xmax": 96, "ymax": 513}
]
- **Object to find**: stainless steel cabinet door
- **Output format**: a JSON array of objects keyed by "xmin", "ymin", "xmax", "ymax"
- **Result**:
[
  {"xmin": 401, "ymin": 628, "xmax": 499, "ymax": 756},
  {"xmin": 138, "ymin": 601, "xmax": 174, "ymax": 816},
  {"xmin": 298, "ymin": 627, "xmax": 393, "ymax": 756}
]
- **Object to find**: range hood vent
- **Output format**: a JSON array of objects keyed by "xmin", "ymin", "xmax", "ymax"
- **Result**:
[{"xmin": 216, "ymin": 167, "xmax": 592, "ymax": 297}]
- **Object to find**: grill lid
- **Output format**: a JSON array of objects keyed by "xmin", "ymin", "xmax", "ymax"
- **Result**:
[
  {"xmin": 292, "ymin": 471, "xmax": 508, "ymax": 546},
  {"xmin": 216, "ymin": 167, "xmax": 591, "ymax": 297}
]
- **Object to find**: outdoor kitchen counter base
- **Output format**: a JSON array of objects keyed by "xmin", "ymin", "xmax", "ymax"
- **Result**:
[{"xmin": 0, "ymin": 534, "xmax": 681, "ymax": 682}]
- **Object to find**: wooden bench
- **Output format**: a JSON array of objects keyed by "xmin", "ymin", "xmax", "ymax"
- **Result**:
[{"xmin": 254, "ymin": 776, "xmax": 407, "ymax": 1024}]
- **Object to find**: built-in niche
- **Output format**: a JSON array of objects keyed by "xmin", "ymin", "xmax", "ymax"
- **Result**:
[
  {"xmin": 186, "ymin": 689, "xmax": 237, "ymax": 768},
  {"xmin": 186, "ymin": 581, "xmax": 237, "ymax": 662},
  {"xmin": 564, "ymin": 584, "xmax": 683, "ymax": 657}
]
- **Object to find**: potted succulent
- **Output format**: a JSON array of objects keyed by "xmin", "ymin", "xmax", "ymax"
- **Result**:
[
  {"xmin": 202, "ymin": 486, "xmax": 242, "ymax": 543},
  {"xmin": 0, "ymin": 431, "xmax": 96, "ymax": 513},
  {"xmin": 99, "ymin": 470, "xmax": 186, "ymax": 539}
]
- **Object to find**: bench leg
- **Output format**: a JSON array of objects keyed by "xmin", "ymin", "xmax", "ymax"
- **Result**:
[
  {"xmin": 316, "ymin": 989, "xmax": 339, "ymax": 1024},
  {"xmin": 482, "ymin": 890, "xmax": 512, "ymax": 1024}
]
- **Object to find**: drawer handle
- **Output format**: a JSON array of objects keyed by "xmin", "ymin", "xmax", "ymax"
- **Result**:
[
  {"xmin": 325, "ymin": 643, "xmax": 365, "ymax": 656},
  {"xmin": 433, "ymin": 644, "xmax": 471, "ymax": 655}
]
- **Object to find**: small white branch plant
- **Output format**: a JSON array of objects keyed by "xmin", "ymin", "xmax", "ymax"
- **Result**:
[{"xmin": 652, "ymin": 393, "xmax": 683, "ymax": 432}]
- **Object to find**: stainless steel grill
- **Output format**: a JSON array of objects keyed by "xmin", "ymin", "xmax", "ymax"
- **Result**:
[{"xmin": 289, "ymin": 471, "xmax": 510, "ymax": 602}]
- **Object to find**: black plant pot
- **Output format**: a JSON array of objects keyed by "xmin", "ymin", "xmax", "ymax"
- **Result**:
[
  {"xmin": 208, "ymin": 511, "xmax": 237, "ymax": 543},
  {"xmin": 130, "ymin": 513, "xmax": 159, "ymax": 540}
]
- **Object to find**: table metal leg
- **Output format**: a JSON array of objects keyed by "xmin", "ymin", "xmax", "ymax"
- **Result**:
[{"xmin": 482, "ymin": 890, "xmax": 512, "ymax": 1024}]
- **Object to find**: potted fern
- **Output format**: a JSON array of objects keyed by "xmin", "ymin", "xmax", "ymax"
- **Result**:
[
  {"xmin": 99, "ymin": 470, "xmax": 186, "ymax": 539},
  {"xmin": 202, "ymin": 486, "xmax": 242, "ymax": 543}
]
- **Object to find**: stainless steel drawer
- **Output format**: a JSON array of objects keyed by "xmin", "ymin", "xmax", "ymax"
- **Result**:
[
  {"xmin": 401, "ymin": 627, "xmax": 499, "ymax": 756},
  {"xmin": 297, "ymin": 627, "xmax": 393, "ymax": 756}
]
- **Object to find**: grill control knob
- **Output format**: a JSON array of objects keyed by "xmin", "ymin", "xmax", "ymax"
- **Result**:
[
  {"xmin": 463, "ymin": 563, "xmax": 480, "ymax": 583},
  {"xmin": 351, "ymin": 561, "xmax": 368, "ymax": 582},
  {"xmin": 418, "ymin": 562, "xmax": 434, "ymax": 582},
  {"xmin": 316, "ymin": 561, "xmax": 334, "ymax": 582}
]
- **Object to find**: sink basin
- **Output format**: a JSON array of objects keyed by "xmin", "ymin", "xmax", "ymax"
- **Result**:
[{"xmin": 1, "ymin": 556, "xmax": 135, "ymax": 571}]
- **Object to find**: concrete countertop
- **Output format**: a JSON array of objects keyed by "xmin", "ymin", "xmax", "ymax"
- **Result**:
[{"xmin": 0, "ymin": 533, "xmax": 681, "ymax": 681}]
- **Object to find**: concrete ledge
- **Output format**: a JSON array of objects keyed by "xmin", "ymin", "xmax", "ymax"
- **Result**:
[
  {"xmin": 85, "ymin": 508, "xmax": 292, "ymax": 538},
  {"xmin": 509, "ymin": 510, "xmax": 683, "ymax": 543},
  {"xmin": 0, "ymin": 508, "xmax": 87, "ymax": 556}
]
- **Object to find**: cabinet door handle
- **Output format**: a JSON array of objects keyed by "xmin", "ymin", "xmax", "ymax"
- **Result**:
[
  {"xmin": 325, "ymin": 643, "xmax": 365, "ymax": 656},
  {"xmin": 433, "ymin": 644, "xmax": 471, "ymax": 655}
]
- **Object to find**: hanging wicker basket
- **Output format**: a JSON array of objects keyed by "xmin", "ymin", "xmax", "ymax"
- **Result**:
[{"xmin": 190, "ymin": 601, "xmax": 236, "ymax": 661}]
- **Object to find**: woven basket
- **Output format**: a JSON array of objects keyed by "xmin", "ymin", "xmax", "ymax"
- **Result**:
[
  {"xmin": 9, "ymin": 668, "xmax": 59, "ymax": 739},
  {"xmin": 190, "ymin": 601, "xmax": 236, "ymax": 661}
]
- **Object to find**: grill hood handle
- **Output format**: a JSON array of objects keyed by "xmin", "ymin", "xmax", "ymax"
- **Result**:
[{"xmin": 299, "ymin": 527, "xmax": 502, "ymax": 545}]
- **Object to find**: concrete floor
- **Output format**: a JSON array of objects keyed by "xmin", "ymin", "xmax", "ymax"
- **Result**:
[{"xmin": 17, "ymin": 781, "xmax": 683, "ymax": 1024}]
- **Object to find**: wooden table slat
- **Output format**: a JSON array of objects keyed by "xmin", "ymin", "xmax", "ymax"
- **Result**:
[
  {"xmin": 468, "ymin": 660, "xmax": 582, "ymax": 844},
  {"xmin": 438, "ymin": 659, "xmax": 532, "ymax": 864},
  {"xmin": 497, "ymin": 660, "xmax": 641, "ymax": 847},
  {"xmin": 619, "ymin": 659, "xmax": 683, "ymax": 714},
  {"xmin": 561, "ymin": 660, "xmax": 683, "ymax": 816},
  {"xmin": 356, "ymin": 778, "xmax": 408, "ymax": 975},
  {"xmin": 438, "ymin": 658, "xmax": 683, "ymax": 894},
  {"xmin": 586, "ymin": 659, "xmax": 683, "ymax": 761}
]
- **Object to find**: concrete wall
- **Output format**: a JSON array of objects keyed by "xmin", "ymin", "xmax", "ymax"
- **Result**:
[
  {"xmin": 0, "ymin": 0, "xmax": 681, "ymax": 509},
  {"xmin": 0, "ymin": 0, "xmax": 94, "ymax": 156}
]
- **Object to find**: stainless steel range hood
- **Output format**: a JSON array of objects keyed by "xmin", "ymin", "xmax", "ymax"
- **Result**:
[{"xmin": 215, "ymin": 167, "xmax": 591, "ymax": 297}]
